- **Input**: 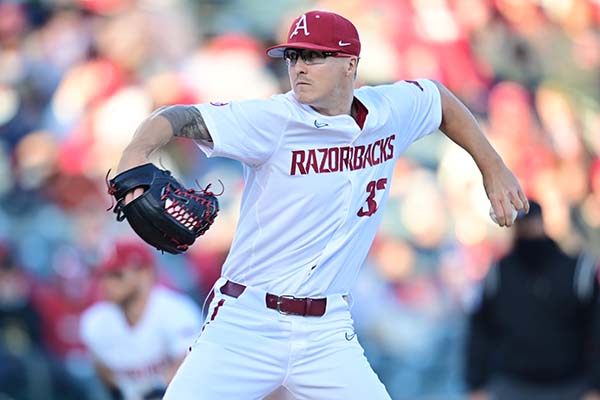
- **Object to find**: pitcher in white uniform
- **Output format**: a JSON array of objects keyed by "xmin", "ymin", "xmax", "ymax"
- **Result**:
[
  {"xmin": 114, "ymin": 10, "xmax": 529, "ymax": 400},
  {"xmin": 80, "ymin": 241, "xmax": 202, "ymax": 400}
]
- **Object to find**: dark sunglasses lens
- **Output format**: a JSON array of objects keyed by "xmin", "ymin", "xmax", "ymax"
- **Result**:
[
  {"xmin": 284, "ymin": 50, "xmax": 299, "ymax": 63},
  {"xmin": 284, "ymin": 49, "xmax": 332, "ymax": 65},
  {"xmin": 103, "ymin": 270, "xmax": 125, "ymax": 279}
]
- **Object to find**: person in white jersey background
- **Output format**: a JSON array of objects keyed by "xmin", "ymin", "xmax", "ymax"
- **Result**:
[
  {"xmin": 79, "ymin": 240, "xmax": 202, "ymax": 400},
  {"xmin": 114, "ymin": 10, "xmax": 529, "ymax": 400}
]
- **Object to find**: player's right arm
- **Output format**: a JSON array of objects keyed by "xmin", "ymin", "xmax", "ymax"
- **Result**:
[
  {"xmin": 118, "ymin": 105, "xmax": 212, "ymax": 173},
  {"xmin": 116, "ymin": 105, "xmax": 213, "ymax": 202}
]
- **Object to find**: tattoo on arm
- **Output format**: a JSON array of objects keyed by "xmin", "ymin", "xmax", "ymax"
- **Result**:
[{"xmin": 156, "ymin": 105, "xmax": 213, "ymax": 142}]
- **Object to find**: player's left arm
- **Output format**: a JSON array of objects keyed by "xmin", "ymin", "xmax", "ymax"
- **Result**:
[{"xmin": 432, "ymin": 80, "xmax": 529, "ymax": 226}]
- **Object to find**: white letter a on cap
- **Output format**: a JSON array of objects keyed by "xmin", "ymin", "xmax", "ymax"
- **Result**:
[{"xmin": 290, "ymin": 14, "xmax": 310, "ymax": 38}]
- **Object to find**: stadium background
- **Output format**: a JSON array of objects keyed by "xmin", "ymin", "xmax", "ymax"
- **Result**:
[{"xmin": 0, "ymin": 0, "xmax": 599, "ymax": 399}]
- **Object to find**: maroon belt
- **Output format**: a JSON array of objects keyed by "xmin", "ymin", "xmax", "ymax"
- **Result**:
[{"xmin": 219, "ymin": 280, "xmax": 327, "ymax": 317}]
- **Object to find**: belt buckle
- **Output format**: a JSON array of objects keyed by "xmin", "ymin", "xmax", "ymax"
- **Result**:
[{"xmin": 276, "ymin": 294, "xmax": 297, "ymax": 315}]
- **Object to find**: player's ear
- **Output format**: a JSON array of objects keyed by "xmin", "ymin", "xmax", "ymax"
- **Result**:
[{"xmin": 345, "ymin": 57, "xmax": 359, "ymax": 78}]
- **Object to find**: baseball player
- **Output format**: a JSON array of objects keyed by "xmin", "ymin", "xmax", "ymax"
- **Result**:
[
  {"xmin": 79, "ymin": 241, "xmax": 202, "ymax": 400},
  {"xmin": 114, "ymin": 10, "xmax": 529, "ymax": 400}
]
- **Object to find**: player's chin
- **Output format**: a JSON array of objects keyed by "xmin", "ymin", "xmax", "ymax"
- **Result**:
[{"xmin": 293, "ymin": 88, "xmax": 316, "ymax": 104}]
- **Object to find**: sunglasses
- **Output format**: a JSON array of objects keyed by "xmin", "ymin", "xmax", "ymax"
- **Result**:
[
  {"xmin": 283, "ymin": 49, "xmax": 353, "ymax": 66},
  {"xmin": 101, "ymin": 270, "xmax": 126, "ymax": 280}
]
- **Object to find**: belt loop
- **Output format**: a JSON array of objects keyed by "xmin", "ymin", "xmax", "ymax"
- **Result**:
[
  {"xmin": 214, "ymin": 277, "xmax": 229, "ymax": 296},
  {"xmin": 342, "ymin": 293, "xmax": 354, "ymax": 308},
  {"xmin": 202, "ymin": 289, "xmax": 215, "ymax": 320}
]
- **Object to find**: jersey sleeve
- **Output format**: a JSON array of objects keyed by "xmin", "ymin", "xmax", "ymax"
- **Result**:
[
  {"xmin": 79, "ymin": 306, "xmax": 103, "ymax": 358},
  {"xmin": 193, "ymin": 97, "xmax": 291, "ymax": 167},
  {"xmin": 377, "ymin": 79, "xmax": 442, "ymax": 145},
  {"xmin": 162, "ymin": 296, "xmax": 203, "ymax": 358}
]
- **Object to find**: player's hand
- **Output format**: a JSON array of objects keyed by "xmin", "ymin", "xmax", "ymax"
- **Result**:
[
  {"xmin": 124, "ymin": 187, "xmax": 145, "ymax": 205},
  {"xmin": 116, "ymin": 152, "xmax": 149, "ymax": 205},
  {"xmin": 482, "ymin": 162, "xmax": 529, "ymax": 227}
]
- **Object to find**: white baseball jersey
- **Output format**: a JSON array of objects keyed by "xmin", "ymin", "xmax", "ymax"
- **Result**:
[
  {"xmin": 80, "ymin": 286, "xmax": 202, "ymax": 400},
  {"xmin": 195, "ymin": 79, "xmax": 441, "ymax": 296}
]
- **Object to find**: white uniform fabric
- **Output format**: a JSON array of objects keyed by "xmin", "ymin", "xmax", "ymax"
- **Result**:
[
  {"xmin": 80, "ymin": 286, "xmax": 202, "ymax": 400},
  {"xmin": 195, "ymin": 79, "xmax": 441, "ymax": 297},
  {"xmin": 165, "ymin": 277, "xmax": 391, "ymax": 400},
  {"xmin": 164, "ymin": 79, "xmax": 441, "ymax": 400}
]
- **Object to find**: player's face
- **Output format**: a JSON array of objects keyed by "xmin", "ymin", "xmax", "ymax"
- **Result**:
[
  {"xmin": 285, "ymin": 49, "xmax": 357, "ymax": 111},
  {"xmin": 100, "ymin": 268, "xmax": 141, "ymax": 304}
]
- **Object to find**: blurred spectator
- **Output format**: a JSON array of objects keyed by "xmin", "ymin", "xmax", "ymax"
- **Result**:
[
  {"xmin": 0, "ymin": 241, "xmax": 41, "ymax": 399},
  {"xmin": 0, "ymin": 241, "xmax": 91, "ymax": 400},
  {"xmin": 31, "ymin": 244, "xmax": 97, "ymax": 400},
  {"xmin": 464, "ymin": 201, "xmax": 600, "ymax": 400},
  {"xmin": 80, "ymin": 240, "xmax": 202, "ymax": 400}
]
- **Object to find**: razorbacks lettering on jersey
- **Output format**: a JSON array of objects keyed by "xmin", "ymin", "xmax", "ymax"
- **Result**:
[
  {"xmin": 80, "ymin": 286, "xmax": 202, "ymax": 400},
  {"xmin": 195, "ymin": 79, "xmax": 441, "ymax": 297}
]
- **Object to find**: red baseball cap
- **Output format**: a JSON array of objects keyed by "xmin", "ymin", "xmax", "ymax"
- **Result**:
[
  {"xmin": 266, "ymin": 10, "xmax": 361, "ymax": 58},
  {"xmin": 97, "ymin": 241, "xmax": 154, "ymax": 275}
]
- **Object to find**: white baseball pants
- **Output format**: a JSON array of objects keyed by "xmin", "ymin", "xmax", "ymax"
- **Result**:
[{"xmin": 163, "ymin": 277, "xmax": 391, "ymax": 400}]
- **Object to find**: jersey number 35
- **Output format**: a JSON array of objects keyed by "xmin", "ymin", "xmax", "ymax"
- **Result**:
[{"xmin": 357, "ymin": 178, "xmax": 387, "ymax": 217}]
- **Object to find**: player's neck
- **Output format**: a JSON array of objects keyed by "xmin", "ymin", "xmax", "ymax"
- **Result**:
[
  {"xmin": 310, "ymin": 94, "xmax": 354, "ymax": 117},
  {"xmin": 122, "ymin": 287, "xmax": 151, "ymax": 326},
  {"xmin": 308, "ymin": 80, "xmax": 355, "ymax": 117}
]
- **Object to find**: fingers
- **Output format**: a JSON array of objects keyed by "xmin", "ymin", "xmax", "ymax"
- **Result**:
[
  {"xmin": 489, "ymin": 197, "xmax": 507, "ymax": 227},
  {"xmin": 124, "ymin": 187, "xmax": 145, "ymax": 205},
  {"xmin": 491, "ymin": 189, "xmax": 529, "ymax": 227},
  {"xmin": 486, "ymin": 167, "xmax": 528, "ymax": 227},
  {"xmin": 509, "ymin": 191, "xmax": 523, "ymax": 211},
  {"xmin": 519, "ymin": 190, "xmax": 530, "ymax": 214},
  {"xmin": 509, "ymin": 190, "xmax": 529, "ymax": 213},
  {"xmin": 491, "ymin": 196, "xmax": 517, "ymax": 227},
  {"xmin": 499, "ymin": 196, "xmax": 514, "ymax": 227}
]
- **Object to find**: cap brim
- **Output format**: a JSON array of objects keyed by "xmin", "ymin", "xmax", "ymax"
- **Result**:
[
  {"xmin": 95, "ymin": 258, "xmax": 153, "ymax": 276},
  {"xmin": 266, "ymin": 42, "xmax": 341, "ymax": 57}
]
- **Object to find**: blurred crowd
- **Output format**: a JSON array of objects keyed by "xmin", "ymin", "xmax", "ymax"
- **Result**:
[{"xmin": 0, "ymin": 0, "xmax": 598, "ymax": 399}]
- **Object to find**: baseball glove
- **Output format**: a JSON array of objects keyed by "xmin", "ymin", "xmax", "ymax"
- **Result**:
[{"xmin": 106, "ymin": 163, "xmax": 219, "ymax": 254}]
